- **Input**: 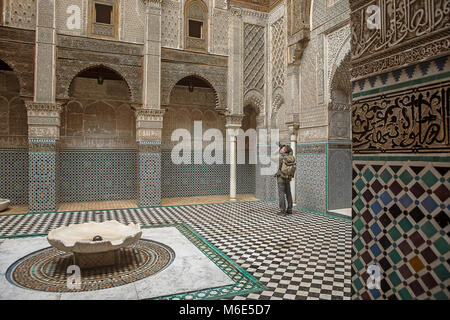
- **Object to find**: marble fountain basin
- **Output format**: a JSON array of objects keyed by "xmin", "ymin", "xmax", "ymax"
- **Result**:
[
  {"xmin": 47, "ymin": 220, "xmax": 142, "ymax": 268},
  {"xmin": 0, "ymin": 199, "xmax": 10, "ymax": 212}
]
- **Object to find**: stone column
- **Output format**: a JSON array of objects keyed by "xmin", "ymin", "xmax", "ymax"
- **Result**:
[
  {"xmin": 288, "ymin": 124, "xmax": 299, "ymax": 206},
  {"xmin": 226, "ymin": 114, "xmax": 244, "ymax": 202},
  {"xmin": 137, "ymin": 0, "xmax": 164, "ymax": 207},
  {"xmin": 142, "ymin": 0, "xmax": 162, "ymax": 110},
  {"xmin": 27, "ymin": 0, "xmax": 61, "ymax": 212},
  {"xmin": 26, "ymin": 102, "xmax": 62, "ymax": 212},
  {"xmin": 135, "ymin": 108, "xmax": 165, "ymax": 207},
  {"xmin": 227, "ymin": 7, "xmax": 244, "ymax": 115}
]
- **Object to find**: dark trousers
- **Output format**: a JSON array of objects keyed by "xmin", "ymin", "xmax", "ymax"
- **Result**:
[{"xmin": 278, "ymin": 181, "xmax": 293, "ymax": 213}]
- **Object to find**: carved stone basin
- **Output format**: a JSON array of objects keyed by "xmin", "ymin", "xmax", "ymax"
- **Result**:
[{"xmin": 47, "ymin": 220, "xmax": 142, "ymax": 268}]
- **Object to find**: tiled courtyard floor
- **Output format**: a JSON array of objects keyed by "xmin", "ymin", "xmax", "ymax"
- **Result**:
[{"xmin": 0, "ymin": 201, "xmax": 352, "ymax": 300}]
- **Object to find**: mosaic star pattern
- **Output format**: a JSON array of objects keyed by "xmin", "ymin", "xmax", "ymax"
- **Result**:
[{"xmin": 352, "ymin": 159, "xmax": 450, "ymax": 299}]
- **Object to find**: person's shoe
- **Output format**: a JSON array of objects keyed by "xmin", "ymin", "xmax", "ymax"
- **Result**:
[
  {"xmin": 286, "ymin": 210, "xmax": 293, "ymax": 215},
  {"xmin": 277, "ymin": 211, "xmax": 286, "ymax": 215}
]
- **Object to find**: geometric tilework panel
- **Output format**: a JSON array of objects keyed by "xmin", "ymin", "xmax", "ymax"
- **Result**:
[
  {"xmin": 0, "ymin": 150, "xmax": 28, "ymax": 205},
  {"xmin": 352, "ymin": 158, "xmax": 450, "ymax": 300},
  {"xmin": 295, "ymin": 153, "xmax": 327, "ymax": 213},
  {"xmin": 328, "ymin": 148, "xmax": 352, "ymax": 210},
  {"xmin": 254, "ymin": 164, "xmax": 278, "ymax": 202},
  {"xmin": 58, "ymin": 151, "xmax": 137, "ymax": 203},
  {"xmin": 29, "ymin": 152, "xmax": 56, "ymax": 212},
  {"xmin": 161, "ymin": 150, "xmax": 255, "ymax": 198},
  {"xmin": 139, "ymin": 152, "xmax": 161, "ymax": 207}
]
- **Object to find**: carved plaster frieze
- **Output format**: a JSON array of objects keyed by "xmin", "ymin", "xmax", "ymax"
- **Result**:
[{"xmin": 328, "ymin": 101, "xmax": 352, "ymax": 112}]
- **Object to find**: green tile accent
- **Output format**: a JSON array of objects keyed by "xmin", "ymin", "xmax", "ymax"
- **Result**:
[
  {"xmin": 388, "ymin": 248, "xmax": 402, "ymax": 264},
  {"xmin": 355, "ymin": 238, "xmax": 364, "ymax": 252},
  {"xmin": 399, "ymin": 170, "xmax": 413, "ymax": 185},
  {"xmin": 353, "ymin": 277, "xmax": 364, "ymax": 291},
  {"xmin": 380, "ymin": 168, "xmax": 393, "ymax": 184},
  {"xmin": 355, "ymin": 199, "xmax": 365, "ymax": 212},
  {"xmin": 433, "ymin": 264, "xmax": 450, "ymax": 283},
  {"xmin": 398, "ymin": 287, "xmax": 413, "ymax": 300},
  {"xmin": 388, "ymin": 271, "xmax": 402, "ymax": 287},
  {"xmin": 399, "ymin": 216, "xmax": 413, "ymax": 233},
  {"xmin": 354, "ymin": 257, "xmax": 364, "ymax": 271},
  {"xmin": 355, "ymin": 178, "xmax": 366, "ymax": 191},
  {"xmin": 388, "ymin": 226, "xmax": 402, "ymax": 241},
  {"xmin": 421, "ymin": 170, "xmax": 438, "ymax": 188},
  {"xmin": 363, "ymin": 168, "xmax": 374, "ymax": 183},
  {"xmin": 433, "ymin": 237, "xmax": 450, "ymax": 255},
  {"xmin": 421, "ymin": 221, "xmax": 438, "ymax": 238},
  {"xmin": 354, "ymin": 218, "xmax": 364, "ymax": 231},
  {"xmin": 434, "ymin": 290, "xmax": 449, "ymax": 300}
]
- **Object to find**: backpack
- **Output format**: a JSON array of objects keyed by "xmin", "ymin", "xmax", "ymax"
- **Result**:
[{"xmin": 280, "ymin": 155, "xmax": 296, "ymax": 180}]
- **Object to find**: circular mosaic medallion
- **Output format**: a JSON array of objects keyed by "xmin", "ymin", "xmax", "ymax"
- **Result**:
[{"xmin": 6, "ymin": 239, "xmax": 175, "ymax": 292}]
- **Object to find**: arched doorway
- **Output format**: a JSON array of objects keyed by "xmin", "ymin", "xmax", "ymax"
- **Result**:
[
  {"xmin": 237, "ymin": 104, "xmax": 258, "ymax": 195},
  {"xmin": 58, "ymin": 65, "xmax": 137, "ymax": 204},
  {"xmin": 0, "ymin": 59, "xmax": 28, "ymax": 205},
  {"xmin": 328, "ymin": 52, "xmax": 352, "ymax": 212},
  {"xmin": 161, "ymin": 75, "xmax": 228, "ymax": 198}
]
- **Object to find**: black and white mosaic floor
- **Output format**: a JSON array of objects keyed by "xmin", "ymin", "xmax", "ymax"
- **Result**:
[{"xmin": 0, "ymin": 201, "xmax": 352, "ymax": 300}]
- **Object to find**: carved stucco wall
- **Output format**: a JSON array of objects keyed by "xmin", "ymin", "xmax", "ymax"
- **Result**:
[
  {"xmin": 60, "ymin": 77, "xmax": 136, "ymax": 150},
  {"xmin": 210, "ymin": 8, "xmax": 230, "ymax": 55},
  {"xmin": 0, "ymin": 70, "xmax": 28, "ymax": 145},
  {"xmin": 56, "ymin": 0, "xmax": 87, "ymax": 37},
  {"xmin": 162, "ymin": 85, "xmax": 225, "ymax": 149},
  {"xmin": 0, "ymin": 68, "xmax": 28, "ymax": 205},
  {"xmin": 161, "ymin": 50, "xmax": 227, "ymax": 110},
  {"xmin": 2, "ymin": 0, "xmax": 36, "ymax": 30},
  {"xmin": 56, "ymin": 35, "xmax": 143, "ymax": 104},
  {"xmin": 162, "ymin": 0, "xmax": 182, "ymax": 49},
  {"xmin": 0, "ymin": 27, "xmax": 35, "ymax": 99},
  {"xmin": 120, "ymin": 0, "xmax": 146, "ymax": 43},
  {"xmin": 298, "ymin": 0, "xmax": 350, "ymax": 142}
]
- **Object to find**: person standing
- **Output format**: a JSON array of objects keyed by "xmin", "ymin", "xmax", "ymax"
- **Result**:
[{"xmin": 276, "ymin": 144, "xmax": 296, "ymax": 216}]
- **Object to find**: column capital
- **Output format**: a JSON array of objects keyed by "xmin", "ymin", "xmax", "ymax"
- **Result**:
[
  {"xmin": 256, "ymin": 115, "xmax": 266, "ymax": 129},
  {"xmin": 141, "ymin": 0, "xmax": 162, "ymax": 8},
  {"xmin": 25, "ymin": 102, "xmax": 62, "ymax": 140},
  {"xmin": 135, "ymin": 108, "xmax": 165, "ymax": 143},
  {"xmin": 328, "ymin": 101, "xmax": 352, "ymax": 112},
  {"xmin": 135, "ymin": 107, "xmax": 166, "ymax": 119},
  {"xmin": 25, "ymin": 101, "xmax": 63, "ymax": 114},
  {"xmin": 225, "ymin": 114, "xmax": 244, "ymax": 128}
]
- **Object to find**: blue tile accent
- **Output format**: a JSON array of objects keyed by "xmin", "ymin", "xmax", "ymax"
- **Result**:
[
  {"xmin": 392, "ymin": 69, "xmax": 402, "ymax": 82},
  {"xmin": 434, "ymin": 55, "xmax": 448, "ymax": 71},
  {"xmin": 405, "ymin": 64, "xmax": 416, "ymax": 79},
  {"xmin": 419, "ymin": 60, "xmax": 431, "ymax": 75},
  {"xmin": 380, "ymin": 73, "xmax": 388, "ymax": 85},
  {"xmin": 399, "ymin": 193, "xmax": 413, "ymax": 209}
]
